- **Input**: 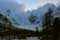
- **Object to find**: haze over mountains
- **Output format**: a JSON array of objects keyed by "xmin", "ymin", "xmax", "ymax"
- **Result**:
[{"xmin": 0, "ymin": 1, "xmax": 60, "ymax": 31}]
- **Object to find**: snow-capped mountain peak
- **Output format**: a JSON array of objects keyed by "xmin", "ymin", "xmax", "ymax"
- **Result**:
[{"xmin": 0, "ymin": 3, "xmax": 60, "ymax": 30}]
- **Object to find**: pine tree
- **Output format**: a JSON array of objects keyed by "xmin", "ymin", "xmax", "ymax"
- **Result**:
[
  {"xmin": 42, "ymin": 8, "xmax": 54, "ymax": 40},
  {"xmin": 53, "ymin": 17, "xmax": 60, "ymax": 40},
  {"xmin": 42, "ymin": 8, "xmax": 53, "ymax": 32}
]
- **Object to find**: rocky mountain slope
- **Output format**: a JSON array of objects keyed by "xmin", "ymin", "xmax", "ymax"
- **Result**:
[{"xmin": 0, "ymin": 1, "xmax": 60, "ymax": 30}]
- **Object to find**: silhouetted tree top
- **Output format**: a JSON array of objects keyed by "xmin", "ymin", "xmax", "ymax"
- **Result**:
[
  {"xmin": 54, "ymin": 17, "xmax": 60, "ymax": 24},
  {"xmin": 42, "ymin": 8, "xmax": 53, "ymax": 27},
  {"xmin": 53, "ymin": 17, "xmax": 60, "ymax": 30},
  {"xmin": 45, "ymin": 8, "xmax": 53, "ymax": 16},
  {"xmin": 0, "ymin": 13, "xmax": 3, "ymax": 17},
  {"xmin": 35, "ymin": 27, "xmax": 38, "ymax": 31}
]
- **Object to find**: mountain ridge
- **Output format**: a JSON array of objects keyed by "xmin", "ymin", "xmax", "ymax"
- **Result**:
[{"xmin": 0, "ymin": 3, "xmax": 60, "ymax": 30}]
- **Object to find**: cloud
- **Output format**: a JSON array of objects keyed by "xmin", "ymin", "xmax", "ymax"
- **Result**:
[
  {"xmin": 19, "ymin": 4, "xmax": 27, "ymax": 12},
  {"xmin": 34, "ymin": 2, "xmax": 47, "ymax": 8},
  {"xmin": 33, "ymin": 0, "xmax": 60, "ymax": 9},
  {"xmin": 30, "ymin": 0, "xmax": 47, "ymax": 9},
  {"xmin": 51, "ymin": 0, "xmax": 60, "ymax": 2},
  {"xmin": 0, "ymin": 0, "xmax": 27, "ymax": 12},
  {"xmin": 1, "ymin": 0, "xmax": 59, "ymax": 11},
  {"xmin": 15, "ymin": 0, "xmax": 60, "ymax": 10},
  {"xmin": 38, "ymin": 0, "xmax": 60, "ymax": 4},
  {"xmin": 0, "ymin": 0, "xmax": 16, "ymax": 2}
]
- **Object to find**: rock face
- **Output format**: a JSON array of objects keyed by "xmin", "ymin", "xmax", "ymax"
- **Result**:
[{"xmin": 0, "ymin": 13, "xmax": 12, "ymax": 32}]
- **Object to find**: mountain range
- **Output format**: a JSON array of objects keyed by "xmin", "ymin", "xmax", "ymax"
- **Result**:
[{"xmin": 0, "ymin": 1, "xmax": 60, "ymax": 31}]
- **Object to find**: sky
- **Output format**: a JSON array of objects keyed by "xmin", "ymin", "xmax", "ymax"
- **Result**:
[
  {"xmin": 16, "ymin": 0, "xmax": 60, "ymax": 10},
  {"xmin": 0, "ymin": 0, "xmax": 60, "ymax": 11}
]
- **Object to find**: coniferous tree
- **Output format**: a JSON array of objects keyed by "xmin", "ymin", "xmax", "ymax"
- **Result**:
[
  {"xmin": 53, "ymin": 17, "xmax": 60, "ymax": 40},
  {"xmin": 42, "ymin": 8, "xmax": 53, "ymax": 32}
]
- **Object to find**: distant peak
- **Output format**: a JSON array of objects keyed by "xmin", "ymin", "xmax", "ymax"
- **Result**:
[
  {"xmin": 37, "ymin": 3, "xmax": 56, "ymax": 10},
  {"xmin": 44, "ymin": 3, "xmax": 56, "ymax": 8}
]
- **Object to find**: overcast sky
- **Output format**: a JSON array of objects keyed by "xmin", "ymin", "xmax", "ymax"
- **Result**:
[
  {"xmin": 16, "ymin": 0, "xmax": 60, "ymax": 10},
  {"xmin": 0, "ymin": 0, "xmax": 60, "ymax": 10}
]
